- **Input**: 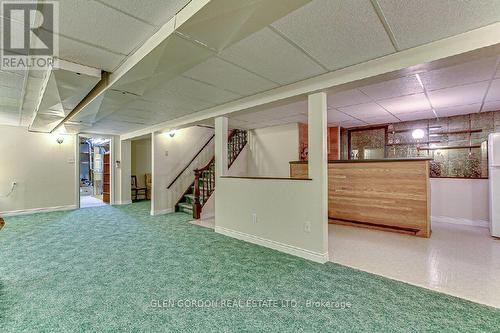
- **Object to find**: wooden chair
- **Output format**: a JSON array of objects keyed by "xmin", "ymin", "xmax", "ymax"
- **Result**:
[
  {"xmin": 131, "ymin": 175, "xmax": 147, "ymax": 202},
  {"xmin": 145, "ymin": 173, "xmax": 152, "ymax": 200}
]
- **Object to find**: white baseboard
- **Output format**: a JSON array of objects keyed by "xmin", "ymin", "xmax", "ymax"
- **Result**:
[
  {"xmin": 1, "ymin": 205, "xmax": 77, "ymax": 217},
  {"xmin": 200, "ymin": 212, "xmax": 215, "ymax": 220},
  {"xmin": 150, "ymin": 208, "xmax": 173, "ymax": 216},
  {"xmin": 117, "ymin": 200, "xmax": 132, "ymax": 205},
  {"xmin": 215, "ymin": 226, "xmax": 329, "ymax": 264},
  {"xmin": 432, "ymin": 216, "xmax": 489, "ymax": 228}
]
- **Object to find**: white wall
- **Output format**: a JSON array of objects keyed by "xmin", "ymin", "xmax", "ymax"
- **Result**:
[
  {"xmin": 0, "ymin": 125, "xmax": 76, "ymax": 215},
  {"xmin": 431, "ymin": 178, "xmax": 489, "ymax": 227},
  {"xmin": 152, "ymin": 126, "xmax": 214, "ymax": 215},
  {"xmin": 201, "ymin": 145, "xmax": 249, "ymax": 220},
  {"xmin": 215, "ymin": 93, "xmax": 328, "ymax": 263},
  {"xmin": 131, "ymin": 138, "xmax": 152, "ymax": 188},
  {"xmin": 117, "ymin": 139, "xmax": 131, "ymax": 205},
  {"xmin": 247, "ymin": 123, "xmax": 299, "ymax": 178}
]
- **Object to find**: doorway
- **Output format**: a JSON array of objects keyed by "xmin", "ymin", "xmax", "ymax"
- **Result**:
[
  {"xmin": 79, "ymin": 136, "xmax": 111, "ymax": 208},
  {"xmin": 130, "ymin": 136, "xmax": 152, "ymax": 206}
]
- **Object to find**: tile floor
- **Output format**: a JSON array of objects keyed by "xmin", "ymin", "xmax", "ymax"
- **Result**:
[
  {"xmin": 80, "ymin": 195, "xmax": 107, "ymax": 208},
  {"xmin": 329, "ymin": 222, "xmax": 500, "ymax": 308},
  {"xmin": 193, "ymin": 217, "xmax": 500, "ymax": 308}
]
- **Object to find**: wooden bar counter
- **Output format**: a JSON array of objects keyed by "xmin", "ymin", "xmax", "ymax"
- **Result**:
[{"xmin": 290, "ymin": 158, "xmax": 431, "ymax": 237}]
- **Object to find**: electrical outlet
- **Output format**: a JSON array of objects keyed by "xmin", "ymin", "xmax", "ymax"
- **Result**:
[
  {"xmin": 252, "ymin": 213, "xmax": 257, "ymax": 224},
  {"xmin": 304, "ymin": 221, "xmax": 311, "ymax": 233}
]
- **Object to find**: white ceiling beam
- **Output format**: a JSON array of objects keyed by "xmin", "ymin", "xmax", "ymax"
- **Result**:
[
  {"xmin": 121, "ymin": 21, "xmax": 500, "ymax": 140},
  {"xmin": 54, "ymin": 59, "xmax": 101, "ymax": 78},
  {"xmin": 27, "ymin": 59, "xmax": 102, "ymax": 132}
]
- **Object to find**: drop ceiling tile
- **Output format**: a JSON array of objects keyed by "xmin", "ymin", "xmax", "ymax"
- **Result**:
[
  {"xmin": 247, "ymin": 110, "xmax": 278, "ymax": 122},
  {"xmin": 428, "ymin": 81, "xmax": 489, "ymax": 109},
  {"xmin": 228, "ymin": 118, "xmax": 250, "ymax": 128},
  {"xmin": 377, "ymin": 0, "xmax": 500, "ymax": 50},
  {"xmin": 240, "ymin": 122, "xmax": 260, "ymax": 130},
  {"xmin": 338, "ymin": 102, "xmax": 390, "ymax": 118},
  {"xmin": 377, "ymin": 93, "xmax": 431, "ymax": 114},
  {"xmin": 281, "ymin": 114, "xmax": 308, "ymax": 123},
  {"xmin": 51, "ymin": 0, "xmax": 155, "ymax": 55},
  {"xmin": 58, "ymin": 36, "xmax": 125, "ymax": 71},
  {"xmin": 163, "ymin": 76, "xmax": 241, "ymax": 105},
  {"xmin": 271, "ymin": 0, "xmax": 395, "ymax": 71},
  {"xmin": 263, "ymin": 101, "xmax": 308, "ymax": 119},
  {"xmin": 232, "ymin": 111, "xmax": 271, "ymax": 123},
  {"xmin": 328, "ymin": 89, "xmax": 372, "ymax": 108},
  {"xmin": 219, "ymin": 27, "xmax": 326, "ymax": 85},
  {"xmin": 0, "ymin": 110, "xmax": 19, "ymax": 126},
  {"xmin": 327, "ymin": 109, "xmax": 355, "ymax": 124},
  {"xmin": 360, "ymin": 76, "xmax": 423, "ymax": 100},
  {"xmin": 485, "ymin": 79, "xmax": 500, "ymax": 102},
  {"xmin": 0, "ymin": 70, "xmax": 24, "ymax": 89},
  {"xmin": 362, "ymin": 114, "xmax": 400, "ymax": 125},
  {"xmin": 183, "ymin": 57, "xmax": 278, "ymax": 96},
  {"xmin": 98, "ymin": 0, "xmax": 189, "ymax": 27},
  {"xmin": 397, "ymin": 110, "xmax": 436, "ymax": 122},
  {"xmin": 0, "ymin": 96, "xmax": 20, "ymax": 109},
  {"xmin": 483, "ymin": 100, "xmax": 500, "ymax": 112},
  {"xmin": 339, "ymin": 119, "xmax": 366, "ymax": 128},
  {"xmin": 142, "ymin": 87, "xmax": 214, "ymax": 112},
  {"xmin": 419, "ymin": 57, "xmax": 497, "ymax": 91},
  {"xmin": 435, "ymin": 103, "xmax": 482, "ymax": 117},
  {"xmin": 0, "ymin": 86, "xmax": 21, "ymax": 100}
]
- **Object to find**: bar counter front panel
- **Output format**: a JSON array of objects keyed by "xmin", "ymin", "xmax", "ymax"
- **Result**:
[{"xmin": 290, "ymin": 159, "xmax": 431, "ymax": 237}]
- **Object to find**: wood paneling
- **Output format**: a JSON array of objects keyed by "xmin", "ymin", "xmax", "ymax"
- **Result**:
[
  {"xmin": 290, "ymin": 160, "xmax": 431, "ymax": 237},
  {"xmin": 298, "ymin": 124, "xmax": 339, "ymax": 161},
  {"xmin": 103, "ymin": 152, "xmax": 110, "ymax": 203}
]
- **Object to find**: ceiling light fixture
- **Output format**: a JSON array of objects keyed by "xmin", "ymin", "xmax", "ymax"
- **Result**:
[
  {"xmin": 412, "ymin": 128, "xmax": 425, "ymax": 140},
  {"xmin": 56, "ymin": 137, "xmax": 64, "ymax": 144}
]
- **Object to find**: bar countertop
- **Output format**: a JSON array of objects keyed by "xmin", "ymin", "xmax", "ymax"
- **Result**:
[{"xmin": 289, "ymin": 158, "xmax": 432, "ymax": 164}]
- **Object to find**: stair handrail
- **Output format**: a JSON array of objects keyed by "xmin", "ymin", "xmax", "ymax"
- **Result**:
[
  {"xmin": 193, "ymin": 129, "xmax": 247, "ymax": 219},
  {"xmin": 166, "ymin": 134, "xmax": 215, "ymax": 189}
]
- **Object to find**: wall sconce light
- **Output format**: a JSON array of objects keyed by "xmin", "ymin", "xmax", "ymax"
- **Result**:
[
  {"xmin": 167, "ymin": 130, "xmax": 177, "ymax": 138},
  {"xmin": 56, "ymin": 137, "xmax": 64, "ymax": 144}
]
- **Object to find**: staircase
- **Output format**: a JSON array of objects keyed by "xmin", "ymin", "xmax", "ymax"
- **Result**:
[{"xmin": 176, "ymin": 129, "xmax": 247, "ymax": 218}]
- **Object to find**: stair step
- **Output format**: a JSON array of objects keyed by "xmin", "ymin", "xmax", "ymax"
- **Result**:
[
  {"xmin": 191, "ymin": 186, "xmax": 211, "ymax": 193},
  {"xmin": 178, "ymin": 202, "xmax": 193, "ymax": 209},
  {"xmin": 177, "ymin": 202, "xmax": 193, "ymax": 215},
  {"xmin": 179, "ymin": 207, "xmax": 193, "ymax": 215},
  {"xmin": 184, "ymin": 194, "xmax": 195, "ymax": 204}
]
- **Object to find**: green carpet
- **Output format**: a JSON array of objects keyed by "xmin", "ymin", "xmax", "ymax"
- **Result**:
[{"xmin": 0, "ymin": 202, "xmax": 498, "ymax": 332}]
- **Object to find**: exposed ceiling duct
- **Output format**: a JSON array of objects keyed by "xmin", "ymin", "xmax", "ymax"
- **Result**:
[{"xmin": 26, "ymin": 60, "xmax": 101, "ymax": 133}]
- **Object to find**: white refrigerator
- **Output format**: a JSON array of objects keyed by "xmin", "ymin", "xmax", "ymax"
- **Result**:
[{"xmin": 489, "ymin": 133, "xmax": 500, "ymax": 237}]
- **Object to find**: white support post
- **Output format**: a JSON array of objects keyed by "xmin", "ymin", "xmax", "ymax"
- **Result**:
[
  {"xmin": 308, "ymin": 92, "xmax": 329, "ymax": 258},
  {"xmin": 150, "ymin": 132, "xmax": 156, "ymax": 215},
  {"xmin": 215, "ymin": 117, "xmax": 228, "ymax": 179}
]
